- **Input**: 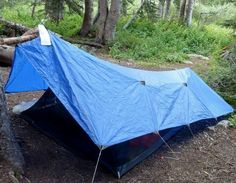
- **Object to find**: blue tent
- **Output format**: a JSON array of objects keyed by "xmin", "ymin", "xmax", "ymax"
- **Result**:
[{"xmin": 5, "ymin": 31, "xmax": 233, "ymax": 177}]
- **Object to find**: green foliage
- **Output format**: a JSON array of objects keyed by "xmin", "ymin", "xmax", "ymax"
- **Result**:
[
  {"xmin": 45, "ymin": 14, "xmax": 82, "ymax": 37},
  {"xmin": 229, "ymin": 114, "xmax": 236, "ymax": 127},
  {"xmin": 110, "ymin": 19, "xmax": 233, "ymax": 63},
  {"xmin": 206, "ymin": 41, "xmax": 236, "ymax": 108},
  {"xmin": 194, "ymin": 2, "xmax": 236, "ymax": 25},
  {"xmin": 0, "ymin": 3, "xmax": 82, "ymax": 38}
]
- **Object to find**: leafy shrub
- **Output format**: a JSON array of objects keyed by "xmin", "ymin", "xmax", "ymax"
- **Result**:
[
  {"xmin": 206, "ymin": 42, "xmax": 236, "ymax": 108},
  {"xmin": 229, "ymin": 114, "xmax": 236, "ymax": 127},
  {"xmin": 110, "ymin": 19, "xmax": 233, "ymax": 63}
]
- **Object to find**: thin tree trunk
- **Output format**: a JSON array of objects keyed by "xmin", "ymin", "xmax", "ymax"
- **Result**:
[
  {"xmin": 164, "ymin": 0, "xmax": 171, "ymax": 19},
  {"xmin": 79, "ymin": 0, "xmax": 93, "ymax": 36},
  {"xmin": 157, "ymin": 0, "xmax": 165, "ymax": 19},
  {"xmin": 185, "ymin": 0, "xmax": 194, "ymax": 26},
  {"xmin": 123, "ymin": 0, "xmax": 145, "ymax": 29},
  {"xmin": 65, "ymin": 0, "xmax": 83, "ymax": 16},
  {"xmin": 45, "ymin": 0, "xmax": 65, "ymax": 22},
  {"xmin": 0, "ymin": 74, "xmax": 25, "ymax": 174},
  {"xmin": 104, "ymin": 0, "xmax": 121, "ymax": 44},
  {"xmin": 31, "ymin": 0, "xmax": 37, "ymax": 18},
  {"xmin": 179, "ymin": 0, "xmax": 187, "ymax": 22}
]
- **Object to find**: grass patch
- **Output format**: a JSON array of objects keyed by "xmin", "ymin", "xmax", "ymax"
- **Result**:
[{"xmin": 110, "ymin": 19, "xmax": 233, "ymax": 63}]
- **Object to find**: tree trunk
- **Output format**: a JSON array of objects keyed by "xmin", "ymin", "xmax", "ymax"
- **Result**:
[
  {"xmin": 104, "ymin": 0, "xmax": 121, "ymax": 44},
  {"xmin": 157, "ymin": 0, "xmax": 165, "ymax": 19},
  {"xmin": 95, "ymin": 0, "xmax": 108, "ymax": 43},
  {"xmin": 79, "ymin": 0, "xmax": 93, "ymax": 36},
  {"xmin": 179, "ymin": 0, "xmax": 187, "ymax": 22},
  {"xmin": 164, "ymin": 0, "xmax": 171, "ymax": 19},
  {"xmin": 0, "ymin": 46, "xmax": 14, "ymax": 66},
  {"xmin": 0, "ymin": 74, "xmax": 25, "ymax": 174},
  {"xmin": 45, "ymin": 0, "xmax": 65, "ymax": 22},
  {"xmin": 185, "ymin": 0, "xmax": 194, "ymax": 26}
]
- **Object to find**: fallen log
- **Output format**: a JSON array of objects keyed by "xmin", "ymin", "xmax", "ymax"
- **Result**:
[
  {"xmin": 0, "ymin": 74, "xmax": 25, "ymax": 174},
  {"xmin": 0, "ymin": 17, "xmax": 29, "ymax": 33},
  {"xmin": 0, "ymin": 18, "xmax": 103, "ymax": 48},
  {"xmin": 0, "ymin": 34, "xmax": 38, "ymax": 45},
  {"xmin": 0, "ymin": 18, "xmax": 104, "ymax": 66}
]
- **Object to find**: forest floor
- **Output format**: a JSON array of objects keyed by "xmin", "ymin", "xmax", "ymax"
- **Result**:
[{"xmin": 0, "ymin": 56, "xmax": 236, "ymax": 183}]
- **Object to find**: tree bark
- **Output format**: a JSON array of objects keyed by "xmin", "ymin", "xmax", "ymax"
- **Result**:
[
  {"xmin": 164, "ymin": 0, "xmax": 171, "ymax": 19},
  {"xmin": 95, "ymin": 0, "xmax": 108, "ymax": 43},
  {"xmin": 79, "ymin": 0, "xmax": 93, "ymax": 36},
  {"xmin": 179, "ymin": 0, "xmax": 187, "ymax": 22},
  {"xmin": 103, "ymin": 0, "xmax": 121, "ymax": 44},
  {"xmin": 185, "ymin": 0, "xmax": 194, "ymax": 26},
  {"xmin": 0, "ymin": 74, "xmax": 25, "ymax": 174}
]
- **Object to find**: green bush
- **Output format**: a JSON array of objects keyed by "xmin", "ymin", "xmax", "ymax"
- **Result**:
[{"xmin": 229, "ymin": 114, "xmax": 236, "ymax": 127}]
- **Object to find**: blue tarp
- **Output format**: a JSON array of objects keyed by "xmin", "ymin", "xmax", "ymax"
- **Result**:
[{"xmin": 5, "ymin": 31, "xmax": 234, "ymax": 147}]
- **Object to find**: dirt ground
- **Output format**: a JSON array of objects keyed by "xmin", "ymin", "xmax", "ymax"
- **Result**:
[{"xmin": 0, "ymin": 57, "xmax": 236, "ymax": 183}]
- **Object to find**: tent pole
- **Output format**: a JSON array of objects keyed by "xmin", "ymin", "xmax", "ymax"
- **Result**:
[
  {"xmin": 187, "ymin": 124, "xmax": 194, "ymax": 137},
  {"xmin": 91, "ymin": 146, "xmax": 103, "ymax": 183},
  {"xmin": 156, "ymin": 131, "xmax": 176, "ymax": 154},
  {"xmin": 186, "ymin": 124, "xmax": 201, "ymax": 149}
]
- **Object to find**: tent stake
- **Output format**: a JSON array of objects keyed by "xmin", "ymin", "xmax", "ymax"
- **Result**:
[{"xmin": 91, "ymin": 147, "xmax": 103, "ymax": 183}]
